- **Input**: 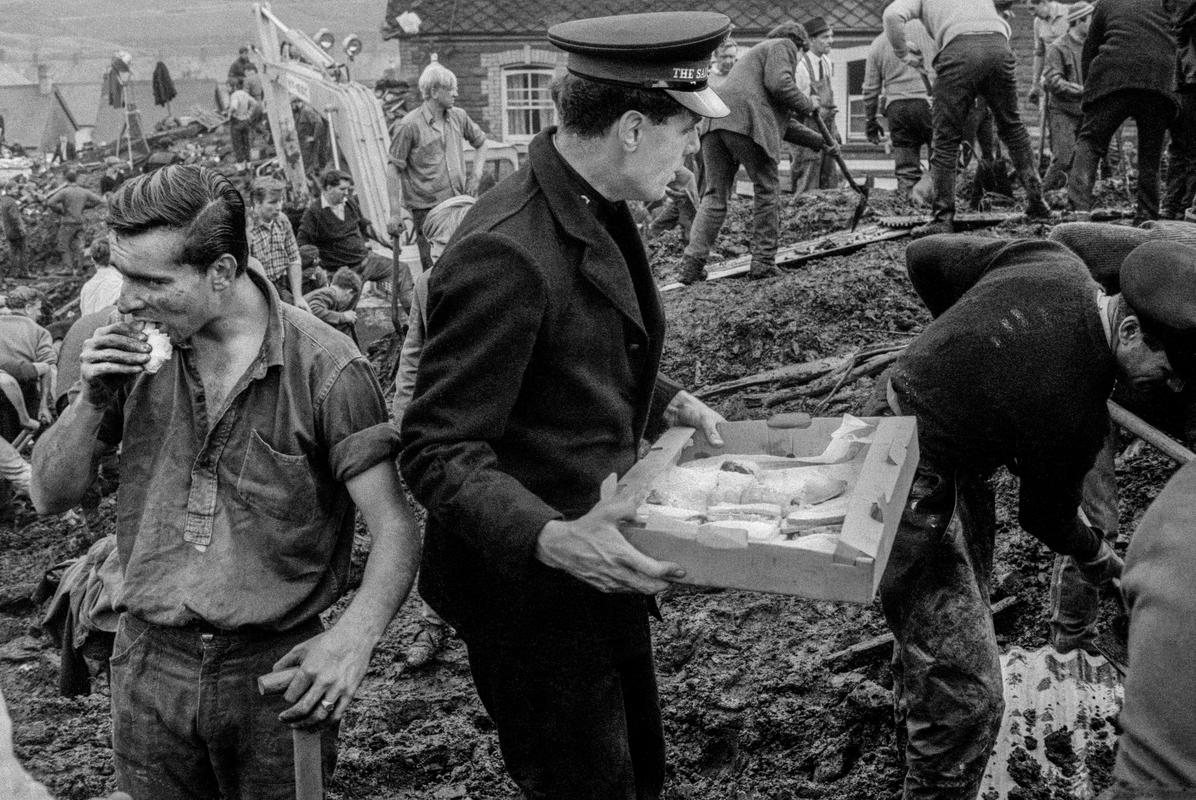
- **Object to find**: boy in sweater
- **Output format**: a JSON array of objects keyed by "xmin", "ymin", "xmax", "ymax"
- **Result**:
[{"xmin": 304, "ymin": 267, "xmax": 363, "ymax": 342}]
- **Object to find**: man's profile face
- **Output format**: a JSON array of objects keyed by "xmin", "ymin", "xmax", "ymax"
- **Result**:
[
  {"xmin": 1073, "ymin": 16, "xmax": 1091, "ymax": 38},
  {"xmin": 1115, "ymin": 322, "xmax": 1177, "ymax": 392},
  {"xmin": 717, "ymin": 49, "xmax": 736, "ymax": 73},
  {"xmin": 810, "ymin": 30, "xmax": 833, "ymax": 56},
  {"xmin": 112, "ymin": 228, "xmax": 214, "ymax": 342},
  {"xmin": 620, "ymin": 111, "xmax": 700, "ymax": 203}
]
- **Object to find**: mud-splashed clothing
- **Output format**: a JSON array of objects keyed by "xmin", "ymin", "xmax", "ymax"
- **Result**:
[
  {"xmin": 879, "ymin": 235, "xmax": 1115, "ymax": 798},
  {"xmin": 892, "ymin": 237, "xmax": 1109, "ymax": 560}
]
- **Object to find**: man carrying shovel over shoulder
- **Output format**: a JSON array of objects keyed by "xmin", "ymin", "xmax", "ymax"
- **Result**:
[{"xmin": 30, "ymin": 165, "xmax": 421, "ymax": 800}]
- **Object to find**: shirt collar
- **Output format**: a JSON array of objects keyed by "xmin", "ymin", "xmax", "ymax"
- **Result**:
[
  {"xmin": 420, "ymin": 100, "xmax": 446, "ymax": 126},
  {"xmin": 245, "ymin": 266, "xmax": 287, "ymax": 369}
]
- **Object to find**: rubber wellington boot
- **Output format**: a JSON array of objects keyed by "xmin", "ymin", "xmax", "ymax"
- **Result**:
[
  {"xmin": 677, "ymin": 255, "xmax": 707, "ymax": 285},
  {"xmin": 911, "ymin": 167, "xmax": 957, "ymax": 238}
]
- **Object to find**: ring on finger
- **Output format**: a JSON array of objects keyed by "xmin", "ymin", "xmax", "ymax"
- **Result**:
[{"xmin": 320, "ymin": 699, "xmax": 335, "ymax": 711}]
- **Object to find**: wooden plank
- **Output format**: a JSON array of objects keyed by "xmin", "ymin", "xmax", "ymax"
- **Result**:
[
  {"xmin": 1108, "ymin": 400, "xmax": 1195, "ymax": 465},
  {"xmin": 659, "ymin": 224, "xmax": 910, "ymax": 293}
]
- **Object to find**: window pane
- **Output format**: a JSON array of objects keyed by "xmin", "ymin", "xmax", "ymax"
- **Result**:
[{"xmin": 503, "ymin": 68, "xmax": 556, "ymax": 140}]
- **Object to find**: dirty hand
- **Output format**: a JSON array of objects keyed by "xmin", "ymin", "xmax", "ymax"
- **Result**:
[
  {"xmin": 466, "ymin": 173, "xmax": 481, "ymax": 197},
  {"xmin": 1028, "ymin": 85, "xmax": 1041, "ymax": 105},
  {"xmin": 664, "ymin": 389, "xmax": 725, "ymax": 446},
  {"xmin": 387, "ymin": 212, "xmax": 414, "ymax": 240},
  {"xmin": 272, "ymin": 627, "xmax": 374, "ymax": 729},
  {"xmin": 865, "ymin": 119, "xmax": 884, "ymax": 145},
  {"xmin": 1076, "ymin": 540, "xmax": 1123, "ymax": 588},
  {"xmin": 535, "ymin": 492, "xmax": 685, "ymax": 594},
  {"xmin": 78, "ymin": 321, "xmax": 150, "ymax": 405},
  {"xmin": 901, "ymin": 51, "xmax": 923, "ymax": 69},
  {"xmin": 341, "ymin": 310, "xmax": 357, "ymax": 324}
]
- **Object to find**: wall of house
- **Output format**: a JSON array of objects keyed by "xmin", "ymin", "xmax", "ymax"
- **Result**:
[{"xmin": 389, "ymin": 15, "xmax": 1118, "ymax": 153}]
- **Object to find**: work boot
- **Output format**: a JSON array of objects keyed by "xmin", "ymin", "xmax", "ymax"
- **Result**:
[
  {"xmin": 748, "ymin": 262, "xmax": 783, "ymax": 280},
  {"xmin": 677, "ymin": 255, "xmax": 707, "ymax": 285},
  {"xmin": 403, "ymin": 622, "xmax": 447, "ymax": 669},
  {"xmin": 912, "ymin": 166, "xmax": 957, "ymax": 238}
]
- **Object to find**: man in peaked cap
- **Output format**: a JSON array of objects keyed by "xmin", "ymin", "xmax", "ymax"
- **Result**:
[
  {"xmin": 399, "ymin": 12, "xmax": 728, "ymax": 798},
  {"xmin": 866, "ymin": 234, "xmax": 1194, "ymax": 799}
]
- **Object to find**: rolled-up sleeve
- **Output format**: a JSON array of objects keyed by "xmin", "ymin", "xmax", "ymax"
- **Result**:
[
  {"xmin": 321, "ymin": 357, "xmax": 399, "ymax": 482},
  {"xmin": 399, "ymin": 234, "xmax": 562, "ymax": 582}
]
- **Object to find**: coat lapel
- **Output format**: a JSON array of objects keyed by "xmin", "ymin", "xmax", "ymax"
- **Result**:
[{"xmin": 530, "ymin": 131, "xmax": 648, "ymax": 336}]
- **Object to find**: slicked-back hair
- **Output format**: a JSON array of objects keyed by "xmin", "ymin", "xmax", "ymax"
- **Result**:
[
  {"xmin": 107, "ymin": 165, "xmax": 248, "ymax": 276},
  {"xmin": 552, "ymin": 73, "xmax": 688, "ymax": 139},
  {"xmin": 767, "ymin": 21, "xmax": 810, "ymax": 51}
]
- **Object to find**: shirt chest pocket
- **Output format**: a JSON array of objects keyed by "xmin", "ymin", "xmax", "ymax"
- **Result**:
[{"xmin": 235, "ymin": 430, "xmax": 324, "ymax": 523}]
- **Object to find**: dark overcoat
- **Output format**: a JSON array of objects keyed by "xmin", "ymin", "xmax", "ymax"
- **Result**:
[{"xmin": 399, "ymin": 128, "xmax": 679, "ymax": 640}]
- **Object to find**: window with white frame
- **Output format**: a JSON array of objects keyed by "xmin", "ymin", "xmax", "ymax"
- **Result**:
[{"xmin": 502, "ymin": 67, "xmax": 556, "ymax": 141}]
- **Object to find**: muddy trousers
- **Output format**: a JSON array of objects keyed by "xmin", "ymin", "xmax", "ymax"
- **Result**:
[
  {"xmin": 1068, "ymin": 89, "xmax": 1175, "ymax": 221},
  {"xmin": 111, "ymin": 614, "xmax": 336, "ymax": 800},
  {"xmin": 685, "ymin": 129, "xmax": 779, "ymax": 270},
  {"xmin": 887, "ymin": 99, "xmax": 934, "ymax": 194},
  {"xmin": 879, "ymin": 465, "xmax": 1004, "ymax": 800},
  {"xmin": 928, "ymin": 34, "xmax": 1043, "ymax": 226},
  {"xmin": 1042, "ymin": 109, "xmax": 1081, "ymax": 192},
  {"xmin": 463, "ymin": 617, "xmax": 665, "ymax": 800},
  {"xmin": 1050, "ymin": 425, "xmax": 1119, "ymax": 652}
]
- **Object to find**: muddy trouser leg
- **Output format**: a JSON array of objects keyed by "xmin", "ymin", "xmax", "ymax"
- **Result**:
[
  {"xmin": 1163, "ymin": 93, "xmax": 1196, "ymax": 216},
  {"xmin": 890, "ymin": 100, "xmax": 932, "ymax": 194},
  {"xmin": 409, "ymin": 206, "xmax": 433, "ymax": 273},
  {"xmin": 684, "ymin": 130, "xmax": 740, "ymax": 266},
  {"xmin": 927, "ymin": 39, "xmax": 984, "ymax": 226},
  {"xmin": 818, "ymin": 111, "xmax": 842, "ymax": 189},
  {"xmin": 1129, "ymin": 92, "xmax": 1176, "ymax": 222},
  {"xmin": 979, "ymin": 44, "xmax": 1043, "ymax": 206},
  {"xmin": 721, "ymin": 132, "xmax": 779, "ymax": 269},
  {"xmin": 1043, "ymin": 109, "xmax": 1080, "ymax": 192},
  {"xmin": 1068, "ymin": 91, "xmax": 1135, "ymax": 212},
  {"xmin": 880, "ymin": 463, "xmax": 1003, "ymax": 800},
  {"xmin": 1050, "ymin": 425, "xmax": 1119, "ymax": 652}
]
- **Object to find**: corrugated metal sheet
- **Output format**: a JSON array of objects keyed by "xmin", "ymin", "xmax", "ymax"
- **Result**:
[{"xmin": 980, "ymin": 646, "xmax": 1123, "ymax": 800}]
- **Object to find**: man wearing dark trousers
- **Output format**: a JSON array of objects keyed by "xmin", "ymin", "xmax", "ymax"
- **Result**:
[
  {"xmin": 883, "ymin": 0, "xmax": 1049, "ymax": 237},
  {"xmin": 679, "ymin": 22, "xmax": 817, "ymax": 284},
  {"xmin": 870, "ymin": 234, "xmax": 1194, "ymax": 799},
  {"xmin": 863, "ymin": 19, "xmax": 935, "ymax": 197},
  {"xmin": 400, "ymin": 12, "xmax": 728, "ymax": 798},
  {"xmin": 1067, "ymin": 0, "xmax": 1177, "ymax": 222},
  {"xmin": 1165, "ymin": 1, "xmax": 1196, "ymax": 219}
]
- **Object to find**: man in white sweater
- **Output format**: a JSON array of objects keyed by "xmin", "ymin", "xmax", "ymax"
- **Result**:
[{"xmin": 884, "ymin": 0, "xmax": 1049, "ymax": 236}]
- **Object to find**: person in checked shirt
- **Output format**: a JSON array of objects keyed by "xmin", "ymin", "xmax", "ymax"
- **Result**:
[{"xmin": 247, "ymin": 178, "xmax": 308, "ymax": 311}]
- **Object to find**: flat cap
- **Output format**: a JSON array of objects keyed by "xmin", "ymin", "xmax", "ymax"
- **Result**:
[
  {"xmin": 1121, "ymin": 241, "xmax": 1196, "ymax": 377},
  {"xmin": 548, "ymin": 11, "xmax": 731, "ymax": 118}
]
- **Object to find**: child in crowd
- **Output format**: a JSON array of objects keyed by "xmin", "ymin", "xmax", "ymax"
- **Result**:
[
  {"xmin": 298, "ymin": 244, "xmax": 328, "ymax": 295},
  {"xmin": 304, "ymin": 266, "xmax": 363, "ymax": 342},
  {"xmin": 390, "ymin": 193, "xmax": 475, "ymax": 668}
]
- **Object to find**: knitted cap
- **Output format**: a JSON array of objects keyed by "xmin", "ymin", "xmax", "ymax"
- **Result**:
[
  {"xmin": 1121, "ymin": 241, "xmax": 1196, "ymax": 377},
  {"xmin": 1048, "ymin": 221, "xmax": 1196, "ymax": 293}
]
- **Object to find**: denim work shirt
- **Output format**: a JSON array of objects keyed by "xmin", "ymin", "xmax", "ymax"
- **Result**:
[
  {"xmin": 98, "ymin": 271, "xmax": 399, "ymax": 631},
  {"xmin": 388, "ymin": 100, "xmax": 486, "ymax": 210}
]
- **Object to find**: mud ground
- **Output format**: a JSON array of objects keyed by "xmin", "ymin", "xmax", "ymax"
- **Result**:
[{"xmin": 0, "ymin": 178, "xmax": 1179, "ymax": 799}]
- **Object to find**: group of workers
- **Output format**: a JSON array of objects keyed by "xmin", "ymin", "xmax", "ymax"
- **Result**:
[{"xmin": 2, "ymin": 3, "xmax": 1196, "ymax": 800}]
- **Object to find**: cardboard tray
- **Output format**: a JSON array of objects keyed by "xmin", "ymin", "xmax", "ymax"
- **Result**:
[{"xmin": 611, "ymin": 416, "xmax": 918, "ymax": 604}]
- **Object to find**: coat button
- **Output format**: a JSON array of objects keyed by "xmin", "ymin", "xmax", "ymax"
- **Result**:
[{"xmin": 628, "ymin": 343, "xmax": 642, "ymax": 355}]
